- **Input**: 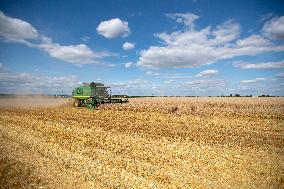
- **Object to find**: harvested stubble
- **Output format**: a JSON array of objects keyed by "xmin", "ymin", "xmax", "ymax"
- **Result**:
[{"xmin": 0, "ymin": 97, "xmax": 283, "ymax": 188}]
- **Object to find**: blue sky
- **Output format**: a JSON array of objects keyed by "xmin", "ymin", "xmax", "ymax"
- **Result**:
[{"xmin": 0, "ymin": 0, "xmax": 284, "ymax": 96}]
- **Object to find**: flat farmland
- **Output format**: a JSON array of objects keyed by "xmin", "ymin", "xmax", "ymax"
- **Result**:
[{"xmin": 0, "ymin": 97, "xmax": 283, "ymax": 188}]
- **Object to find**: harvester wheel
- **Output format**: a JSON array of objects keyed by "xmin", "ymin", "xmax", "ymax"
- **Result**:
[{"xmin": 74, "ymin": 99, "xmax": 80, "ymax": 107}]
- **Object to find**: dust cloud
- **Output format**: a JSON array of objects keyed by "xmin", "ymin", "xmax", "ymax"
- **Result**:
[{"xmin": 0, "ymin": 96, "xmax": 72, "ymax": 109}]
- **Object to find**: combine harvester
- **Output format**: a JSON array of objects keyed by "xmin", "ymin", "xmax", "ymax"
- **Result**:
[{"xmin": 72, "ymin": 82, "xmax": 128, "ymax": 109}]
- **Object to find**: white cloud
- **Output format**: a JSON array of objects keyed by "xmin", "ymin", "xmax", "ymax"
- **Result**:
[
  {"xmin": 81, "ymin": 36, "xmax": 90, "ymax": 42},
  {"xmin": 0, "ymin": 70, "xmax": 81, "ymax": 94},
  {"xmin": 0, "ymin": 11, "xmax": 39, "ymax": 43},
  {"xmin": 240, "ymin": 77, "xmax": 271, "ymax": 84},
  {"xmin": 0, "ymin": 11, "xmax": 110, "ymax": 65},
  {"xmin": 182, "ymin": 79, "xmax": 226, "ymax": 88},
  {"xmin": 108, "ymin": 79, "xmax": 155, "ymax": 96},
  {"xmin": 167, "ymin": 12, "xmax": 199, "ymax": 28},
  {"xmin": 233, "ymin": 60, "xmax": 284, "ymax": 69},
  {"xmin": 146, "ymin": 70, "xmax": 160, "ymax": 76},
  {"xmin": 122, "ymin": 42, "xmax": 135, "ymax": 50},
  {"xmin": 164, "ymin": 79, "xmax": 176, "ymax": 84},
  {"xmin": 237, "ymin": 77, "xmax": 283, "ymax": 95},
  {"xmin": 180, "ymin": 79, "xmax": 228, "ymax": 96},
  {"xmin": 196, "ymin": 69, "xmax": 219, "ymax": 77},
  {"xmin": 137, "ymin": 13, "xmax": 284, "ymax": 68},
  {"xmin": 37, "ymin": 43, "xmax": 102, "ymax": 64},
  {"xmin": 211, "ymin": 20, "xmax": 240, "ymax": 45},
  {"xmin": 236, "ymin": 34, "xmax": 271, "ymax": 47},
  {"xmin": 138, "ymin": 45, "xmax": 216, "ymax": 68},
  {"xmin": 96, "ymin": 18, "xmax": 131, "ymax": 39},
  {"xmin": 263, "ymin": 16, "xmax": 284, "ymax": 39},
  {"xmin": 124, "ymin": 62, "xmax": 133, "ymax": 68},
  {"xmin": 161, "ymin": 74, "xmax": 192, "ymax": 79}
]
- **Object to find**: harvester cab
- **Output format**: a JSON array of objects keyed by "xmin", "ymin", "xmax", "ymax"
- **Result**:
[{"xmin": 72, "ymin": 82, "xmax": 128, "ymax": 109}]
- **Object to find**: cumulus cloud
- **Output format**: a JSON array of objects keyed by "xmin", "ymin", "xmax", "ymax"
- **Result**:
[
  {"xmin": 124, "ymin": 62, "xmax": 133, "ymax": 68},
  {"xmin": 37, "ymin": 41, "xmax": 109, "ymax": 65},
  {"xmin": 137, "ymin": 13, "xmax": 284, "ymax": 68},
  {"xmin": 263, "ymin": 16, "xmax": 284, "ymax": 39},
  {"xmin": 0, "ymin": 11, "xmax": 109, "ymax": 65},
  {"xmin": 236, "ymin": 34, "xmax": 271, "ymax": 47},
  {"xmin": 37, "ymin": 43, "xmax": 108, "ymax": 64},
  {"xmin": 0, "ymin": 70, "xmax": 81, "ymax": 94},
  {"xmin": 212, "ymin": 20, "xmax": 240, "ymax": 45},
  {"xmin": 122, "ymin": 42, "xmax": 135, "ymax": 50},
  {"xmin": 196, "ymin": 69, "xmax": 219, "ymax": 77},
  {"xmin": 96, "ymin": 18, "xmax": 131, "ymax": 39},
  {"xmin": 0, "ymin": 11, "xmax": 39, "ymax": 43},
  {"xmin": 233, "ymin": 60, "xmax": 284, "ymax": 69}
]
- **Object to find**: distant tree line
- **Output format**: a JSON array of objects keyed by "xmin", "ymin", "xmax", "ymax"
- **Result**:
[
  {"xmin": 0, "ymin": 94, "xmax": 282, "ymax": 98},
  {"xmin": 209, "ymin": 94, "xmax": 281, "ymax": 97},
  {"xmin": 217, "ymin": 94, "xmax": 253, "ymax": 97},
  {"xmin": 124, "ymin": 94, "xmax": 282, "ymax": 98}
]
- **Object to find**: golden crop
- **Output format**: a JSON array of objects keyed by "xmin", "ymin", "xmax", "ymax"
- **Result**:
[{"xmin": 0, "ymin": 97, "xmax": 283, "ymax": 188}]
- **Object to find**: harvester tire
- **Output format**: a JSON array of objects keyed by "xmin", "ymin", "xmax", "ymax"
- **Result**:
[{"xmin": 74, "ymin": 99, "xmax": 80, "ymax": 107}]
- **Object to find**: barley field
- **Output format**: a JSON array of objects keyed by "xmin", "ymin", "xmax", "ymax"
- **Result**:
[{"xmin": 0, "ymin": 97, "xmax": 283, "ymax": 188}]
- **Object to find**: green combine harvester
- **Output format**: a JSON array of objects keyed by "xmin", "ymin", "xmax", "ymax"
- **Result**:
[{"xmin": 72, "ymin": 82, "xmax": 128, "ymax": 109}]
